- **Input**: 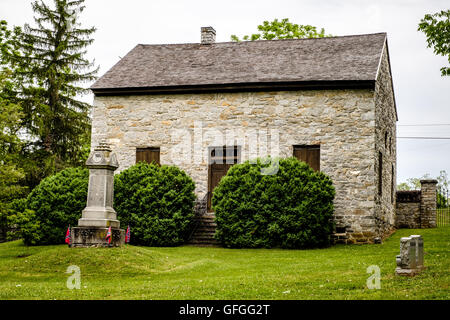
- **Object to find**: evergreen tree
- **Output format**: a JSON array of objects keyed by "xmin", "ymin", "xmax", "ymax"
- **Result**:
[
  {"xmin": 0, "ymin": 71, "xmax": 27, "ymax": 239},
  {"xmin": 15, "ymin": 0, "xmax": 96, "ymax": 176},
  {"xmin": 0, "ymin": 21, "xmax": 27, "ymax": 237}
]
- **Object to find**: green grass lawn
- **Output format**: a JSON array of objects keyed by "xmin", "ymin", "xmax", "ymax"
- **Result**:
[{"xmin": 0, "ymin": 227, "xmax": 448, "ymax": 300}]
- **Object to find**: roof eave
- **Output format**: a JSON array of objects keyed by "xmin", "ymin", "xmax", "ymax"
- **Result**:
[
  {"xmin": 375, "ymin": 36, "xmax": 398, "ymax": 122},
  {"xmin": 91, "ymin": 80, "xmax": 376, "ymax": 96}
]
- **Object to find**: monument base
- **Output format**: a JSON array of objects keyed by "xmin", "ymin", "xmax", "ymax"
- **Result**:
[
  {"xmin": 78, "ymin": 218, "xmax": 120, "ymax": 228},
  {"xmin": 395, "ymin": 267, "xmax": 425, "ymax": 276},
  {"xmin": 70, "ymin": 227, "xmax": 125, "ymax": 248}
]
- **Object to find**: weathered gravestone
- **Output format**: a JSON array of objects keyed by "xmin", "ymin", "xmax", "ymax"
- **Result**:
[
  {"xmin": 410, "ymin": 235, "xmax": 424, "ymax": 270},
  {"xmin": 70, "ymin": 141, "xmax": 125, "ymax": 247},
  {"xmin": 395, "ymin": 235, "xmax": 424, "ymax": 275}
]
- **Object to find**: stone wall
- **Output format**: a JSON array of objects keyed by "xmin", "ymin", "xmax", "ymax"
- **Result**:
[
  {"xmin": 92, "ymin": 85, "xmax": 395, "ymax": 243},
  {"xmin": 396, "ymin": 180, "xmax": 437, "ymax": 228},
  {"xmin": 373, "ymin": 43, "xmax": 397, "ymax": 240},
  {"xmin": 396, "ymin": 191, "xmax": 421, "ymax": 228},
  {"xmin": 332, "ymin": 42, "xmax": 397, "ymax": 244}
]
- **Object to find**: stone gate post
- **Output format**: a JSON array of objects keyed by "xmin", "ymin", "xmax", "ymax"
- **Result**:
[{"xmin": 420, "ymin": 179, "xmax": 438, "ymax": 228}]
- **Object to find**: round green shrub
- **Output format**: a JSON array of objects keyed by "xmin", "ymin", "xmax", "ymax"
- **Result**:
[
  {"xmin": 20, "ymin": 167, "xmax": 89, "ymax": 245},
  {"xmin": 212, "ymin": 157, "xmax": 335, "ymax": 249},
  {"xmin": 114, "ymin": 162, "xmax": 196, "ymax": 246}
]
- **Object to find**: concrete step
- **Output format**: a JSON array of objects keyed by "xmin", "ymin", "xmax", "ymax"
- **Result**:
[
  {"xmin": 193, "ymin": 230, "xmax": 215, "ymax": 234},
  {"xmin": 195, "ymin": 214, "xmax": 215, "ymax": 219},
  {"xmin": 190, "ymin": 230, "xmax": 216, "ymax": 236},
  {"xmin": 193, "ymin": 226, "xmax": 216, "ymax": 231},
  {"xmin": 195, "ymin": 220, "xmax": 216, "ymax": 223},
  {"xmin": 188, "ymin": 238, "xmax": 219, "ymax": 244},
  {"xmin": 188, "ymin": 236, "xmax": 218, "ymax": 241},
  {"xmin": 188, "ymin": 214, "xmax": 219, "ymax": 245},
  {"xmin": 193, "ymin": 231, "xmax": 215, "ymax": 236},
  {"xmin": 194, "ymin": 223, "xmax": 216, "ymax": 227}
]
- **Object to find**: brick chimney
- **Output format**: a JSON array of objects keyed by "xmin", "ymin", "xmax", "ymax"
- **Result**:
[{"xmin": 201, "ymin": 26, "xmax": 216, "ymax": 45}]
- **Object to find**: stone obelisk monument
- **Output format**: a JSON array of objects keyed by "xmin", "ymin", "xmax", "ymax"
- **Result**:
[{"xmin": 71, "ymin": 141, "xmax": 125, "ymax": 247}]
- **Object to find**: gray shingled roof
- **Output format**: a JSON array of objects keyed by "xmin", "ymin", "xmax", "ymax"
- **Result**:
[{"xmin": 91, "ymin": 33, "xmax": 387, "ymax": 92}]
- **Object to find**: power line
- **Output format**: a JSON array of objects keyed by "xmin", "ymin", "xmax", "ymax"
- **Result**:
[
  {"xmin": 398, "ymin": 124, "xmax": 450, "ymax": 127},
  {"xmin": 402, "ymin": 141, "xmax": 450, "ymax": 152},
  {"xmin": 398, "ymin": 137, "xmax": 450, "ymax": 139}
]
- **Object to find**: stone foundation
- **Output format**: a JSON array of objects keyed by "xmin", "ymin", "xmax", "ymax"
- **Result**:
[
  {"xmin": 332, "ymin": 214, "xmax": 392, "ymax": 244},
  {"xmin": 70, "ymin": 227, "xmax": 125, "ymax": 248},
  {"xmin": 193, "ymin": 194, "xmax": 208, "ymax": 217}
]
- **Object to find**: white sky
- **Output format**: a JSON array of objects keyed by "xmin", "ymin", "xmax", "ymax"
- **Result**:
[{"xmin": 1, "ymin": 0, "xmax": 449, "ymax": 184}]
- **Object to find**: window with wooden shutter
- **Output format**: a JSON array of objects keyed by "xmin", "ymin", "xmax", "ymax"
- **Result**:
[
  {"xmin": 136, "ymin": 147, "xmax": 160, "ymax": 165},
  {"xmin": 293, "ymin": 145, "xmax": 320, "ymax": 171}
]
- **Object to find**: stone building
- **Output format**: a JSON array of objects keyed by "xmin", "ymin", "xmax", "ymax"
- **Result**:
[{"xmin": 90, "ymin": 27, "xmax": 397, "ymax": 244}]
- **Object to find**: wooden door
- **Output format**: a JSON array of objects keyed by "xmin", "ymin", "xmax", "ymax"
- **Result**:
[
  {"xmin": 208, "ymin": 163, "xmax": 233, "ymax": 211},
  {"xmin": 207, "ymin": 146, "xmax": 239, "ymax": 211}
]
